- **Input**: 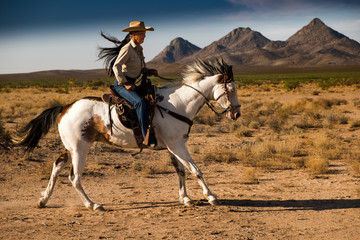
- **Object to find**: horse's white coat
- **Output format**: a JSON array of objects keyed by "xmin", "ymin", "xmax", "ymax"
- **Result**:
[{"xmin": 38, "ymin": 73, "xmax": 241, "ymax": 210}]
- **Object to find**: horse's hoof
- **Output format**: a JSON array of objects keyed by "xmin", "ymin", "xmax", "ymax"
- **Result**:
[
  {"xmin": 209, "ymin": 199, "xmax": 220, "ymax": 206},
  {"xmin": 208, "ymin": 195, "xmax": 219, "ymax": 206},
  {"xmin": 180, "ymin": 197, "xmax": 194, "ymax": 206},
  {"xmin": 37, "ymin": 200, "xmax": 46, "ymax": 208},
  {"xmin": 93, "ymin": 204, "xmax": 105, "ymax": 211},
  {"xmin": 184, "ymin": 200, "xmax": 194, "ymax": 207}
]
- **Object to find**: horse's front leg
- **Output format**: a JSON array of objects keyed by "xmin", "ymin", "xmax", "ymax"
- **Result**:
[
  {"xmin": 168, "ymin": 152, "xmax": 193, "ymax": 206},
  {"xmin": 167, "ymin": 141, "xmax": 219, "ymax": 206}
]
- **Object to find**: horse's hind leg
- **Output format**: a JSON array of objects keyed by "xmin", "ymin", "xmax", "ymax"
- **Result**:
[
  {"xmin": 169, "ymin": 152, "xmax": 193, "ymax": 206},
  {"xmin": 38, "ymin": 151, "xmax": 70, "ymax": 208},
  {"xmin": 68, "ymin": 148, "xmax": 104, "ymax": 211}
]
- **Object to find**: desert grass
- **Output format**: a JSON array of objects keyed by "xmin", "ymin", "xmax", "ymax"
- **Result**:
[
  {"xmin": 0, "ymin": 110, "xmax": 12, "ymax": 148},
  {"xmin": 305, "ymin": 156, "xmax": 329, "ymax": 174},
  {"xmin": 345, "ymin": 150, "xmax": 360, "ymax": 177},
  {"xmin": 234, "ymin": 136, "xmax": 304, "ymax": 170},
  {"xmin": 0, "ymin": 87, "xmax": 105, "ymax": 122},
  {"xmin": 131, "ymin": 152, "xmax": 172, "ymax": 177},
  {"xmin": 241, "ymin": 167, "xmax": 259, "ymax": 184},
  {"xmin": 203, "ymin": 146, "xmax": 239, "ymax": 164},
  {"xmin": 193, "ymin": 107, "xmax": 221, "ymax": 126},
  {"xmin": 349, "ymin": 120, "xmax": 360, "ymax": 130}
]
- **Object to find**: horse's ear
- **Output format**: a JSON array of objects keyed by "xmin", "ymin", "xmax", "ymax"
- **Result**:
[{"xmin": 227, "ymin": 66, "xmax": 233, "ymax": 79}]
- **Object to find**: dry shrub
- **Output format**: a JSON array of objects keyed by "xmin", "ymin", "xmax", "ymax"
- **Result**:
[
  {"xmin": 305, "ymin": 156, "xmax": 329, "ymax": 174},
  {"xmin": 267, "ymin": 117, "xmax": 283, "ymax": 133},
  {"xmin": 191, "ymin": 124, "xmax": 206, "ymax": 133},
  {"xmin": 194, "ymin": 107, "xmax": 220, "ymax": 126},
  {"xmin": 203, "ymin": 146, "xmax": 238, "ymax": 163},
  {"xmin": 248, "ymin": 120, "xmax": 261, "ymax": 129},
  {"xmin": 234, "ymin": 126, "xmax": 253, "ymax": 138},
  {"xmin": 345, "ymin": 150, "xmax": 360, "ymax": 177},
  {"xmin": 291, "ymin": 114, "xmax": 322, "ymax": 130},
  {"xmin": 315, "ymin": 133, "xmax": 342, "ymax": 160},
  {"xmin": 133, "ymin": 159, "xmax": 170, "ymax": 177},
  {"xmin": 191, "ymin": 145, "xmax": 200, "ymax": 154},
  {"xmin": 353, "ymin": 98, "xmax": 360, "ymax": 109},
  {"xmin": 241, "ymin": 167, "xmax": 259, "ymax": 184},
  {"xmin": 323, "ymin": 113, "xmax": 349, "ymax": 126},
  {"xmin": 283, "ymin": 99, "xmax": 309, "ymax": 114},
  {"xmin": 258, "ymin": 101, "xmax": 283, "ymax": 117},
  {"xmin": 313, "ymin": 98, "xmax": 347, "ymax": 109},
  {"xmin": 293, "ymin": 157, "xmax": 307, "ymax": 168},
  {"xmin": 237, "ymin": 138, "xmax": 301, "ymax": 170},
  {"xmin": 349, "ymin": 120, "xmax": 360, "ymax": 130},
  {"xmin": 0, "ymin": 112, "xmax": 12, "ymax": 148},
  {"xmin": 229, "ymin": 121, "xmax": 242, "ymax": 132}
]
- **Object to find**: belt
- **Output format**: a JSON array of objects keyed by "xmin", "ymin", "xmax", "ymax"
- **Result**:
[{"xmin": 125, "ymin": 76, "xmax": 137, "ymax": 84}]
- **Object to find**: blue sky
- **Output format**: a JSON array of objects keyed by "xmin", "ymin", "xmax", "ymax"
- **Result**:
[{"xmin": 0, "ymin": 0, "xmax": 359, "ymax": 74}]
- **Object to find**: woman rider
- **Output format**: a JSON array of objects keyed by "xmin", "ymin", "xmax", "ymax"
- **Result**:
[{"xmin": 99, "ymin": 21, "xmax": 158, "ymax": 147}]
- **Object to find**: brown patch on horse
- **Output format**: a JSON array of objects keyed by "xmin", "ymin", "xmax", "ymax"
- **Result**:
[
  {"xmin": 81, "ymin": 115, "xmax": 111, "ymax": 143},
  {"xmin": 55, "ymin": 151, "xmax": 69, "ymax": 166}
]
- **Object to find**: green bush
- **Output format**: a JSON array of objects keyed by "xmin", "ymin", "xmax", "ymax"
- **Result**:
[{"xmin": 283, "ymin": 80, "xmax": 300, "ymax": 90}]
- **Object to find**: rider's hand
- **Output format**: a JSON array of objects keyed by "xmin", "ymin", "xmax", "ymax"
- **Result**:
[{"xmin": 123, "ymin": 83, "xmax": 136, "ymax": 91}]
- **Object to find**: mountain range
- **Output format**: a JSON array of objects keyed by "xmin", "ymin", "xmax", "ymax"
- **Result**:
[
  {"xmin": 1, "ymin": 18, "xmax": 359, "ymax": 80},
  {"xmin": 150, "ymin": 18, "xmax": 360, "ymax": 67}
]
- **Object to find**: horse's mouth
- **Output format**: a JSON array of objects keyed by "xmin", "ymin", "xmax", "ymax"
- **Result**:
[{"xmin": 227, "ymin": 109, "xmax": 241, "ymax": 120}]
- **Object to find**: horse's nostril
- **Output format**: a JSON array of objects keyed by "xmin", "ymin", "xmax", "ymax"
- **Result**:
[{"xmin": 234, "ymin": 112, "xmax": 240, "ymax": 119}]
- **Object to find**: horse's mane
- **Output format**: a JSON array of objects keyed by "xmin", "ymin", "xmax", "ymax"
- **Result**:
[{"xmin": 182, "ymin": 58, "xmax": 232, "ymax": 83}]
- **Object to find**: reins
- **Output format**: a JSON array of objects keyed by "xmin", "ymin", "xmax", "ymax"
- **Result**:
[{"xmin": 183, "ymin": 84, "xmax": 228, "ymax": 117}]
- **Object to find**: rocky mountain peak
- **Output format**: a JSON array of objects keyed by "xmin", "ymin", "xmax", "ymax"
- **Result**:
[
  {"xmin": 150, "ymin": 37, "xmax": 200, "ymax": 63},
  {"xmin": 287, "ymin": 17, "xmax": 346, "ymax": 44}
]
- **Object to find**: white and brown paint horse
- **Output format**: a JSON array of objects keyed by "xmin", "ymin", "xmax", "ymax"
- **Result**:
[{"xmin": 19, "ymin": 59, "xmax": 241, "ymax": 211}]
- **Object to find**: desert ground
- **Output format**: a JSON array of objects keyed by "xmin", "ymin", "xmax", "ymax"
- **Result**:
[{"xmin": 0, "ymin": 84, "xmax": 359, "ymax": 239}]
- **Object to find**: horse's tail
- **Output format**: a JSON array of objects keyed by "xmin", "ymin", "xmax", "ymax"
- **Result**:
[{"xmin": 17, "ymin": 105, "xmax": 64, "ymax": 152}]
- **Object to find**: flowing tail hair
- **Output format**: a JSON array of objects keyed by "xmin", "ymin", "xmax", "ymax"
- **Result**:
[{"xmin": 17, "ymin": 105, "xmax": 64, "ymax": 152}]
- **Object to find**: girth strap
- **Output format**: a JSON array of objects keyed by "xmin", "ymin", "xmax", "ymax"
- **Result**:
[{"xmin": 157, "ymin": 105, "xmax": 193, "ymax": 133}]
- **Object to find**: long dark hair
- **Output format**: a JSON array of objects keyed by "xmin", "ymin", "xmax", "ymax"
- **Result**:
[{"xmin": 98, "ymin": 32, "xmax": 131, "ymax": 77}]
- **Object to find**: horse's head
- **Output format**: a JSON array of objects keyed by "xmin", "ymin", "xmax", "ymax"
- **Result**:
[
  {"xmin": 213, "ymin": 70, "xmax": 241, "ymax": 120},
  {"xmin": 183, "ymin": 58, "xmax": 241, "ymax": 120}
]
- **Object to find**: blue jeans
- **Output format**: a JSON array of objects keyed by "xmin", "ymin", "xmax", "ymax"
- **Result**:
[{"xmin": 113, "ymin": 80, "xmax": 148, "ymax": 138}]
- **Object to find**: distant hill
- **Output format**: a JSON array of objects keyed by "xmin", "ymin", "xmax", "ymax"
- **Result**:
[
  {"xmin": 151, "ymin": 37, "xmax": 201, "ymax": 63},
  {"xmin": 0, "ymin": 69, "xmax": 107, "ymax": 83},
  {"xmin": 151, "ymin": 18, "xmax": 360, "ymax": 67}
]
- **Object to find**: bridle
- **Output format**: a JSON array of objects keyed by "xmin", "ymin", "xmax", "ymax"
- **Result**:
[{"xmin": 183, "ymin": 75, "xmax": 241, "ymax": 117}]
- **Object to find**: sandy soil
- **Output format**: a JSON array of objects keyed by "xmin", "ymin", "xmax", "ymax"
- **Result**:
[{"xmin": 1, "ymin": 86, "xmax": 360, "ymax": 240}]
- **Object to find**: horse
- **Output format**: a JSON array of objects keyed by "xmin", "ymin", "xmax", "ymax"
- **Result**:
[{"xmin": 18, "ymin": 58, "xmax": 241, "ymax": 211}]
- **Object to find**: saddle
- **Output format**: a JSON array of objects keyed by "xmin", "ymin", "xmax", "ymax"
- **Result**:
[{"xmin": 101, "ymin": 78, "xmax": 157, "ymax": 148}]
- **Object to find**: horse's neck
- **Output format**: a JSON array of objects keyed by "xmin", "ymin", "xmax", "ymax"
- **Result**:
[{"xmin": 162, "ymin": 75, "xmax": 217, "ymax": 120}]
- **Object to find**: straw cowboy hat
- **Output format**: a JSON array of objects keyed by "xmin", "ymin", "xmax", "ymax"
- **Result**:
[{"xmin": 122, "ymin": 21, "xmax": 154, "ymax": 32}]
